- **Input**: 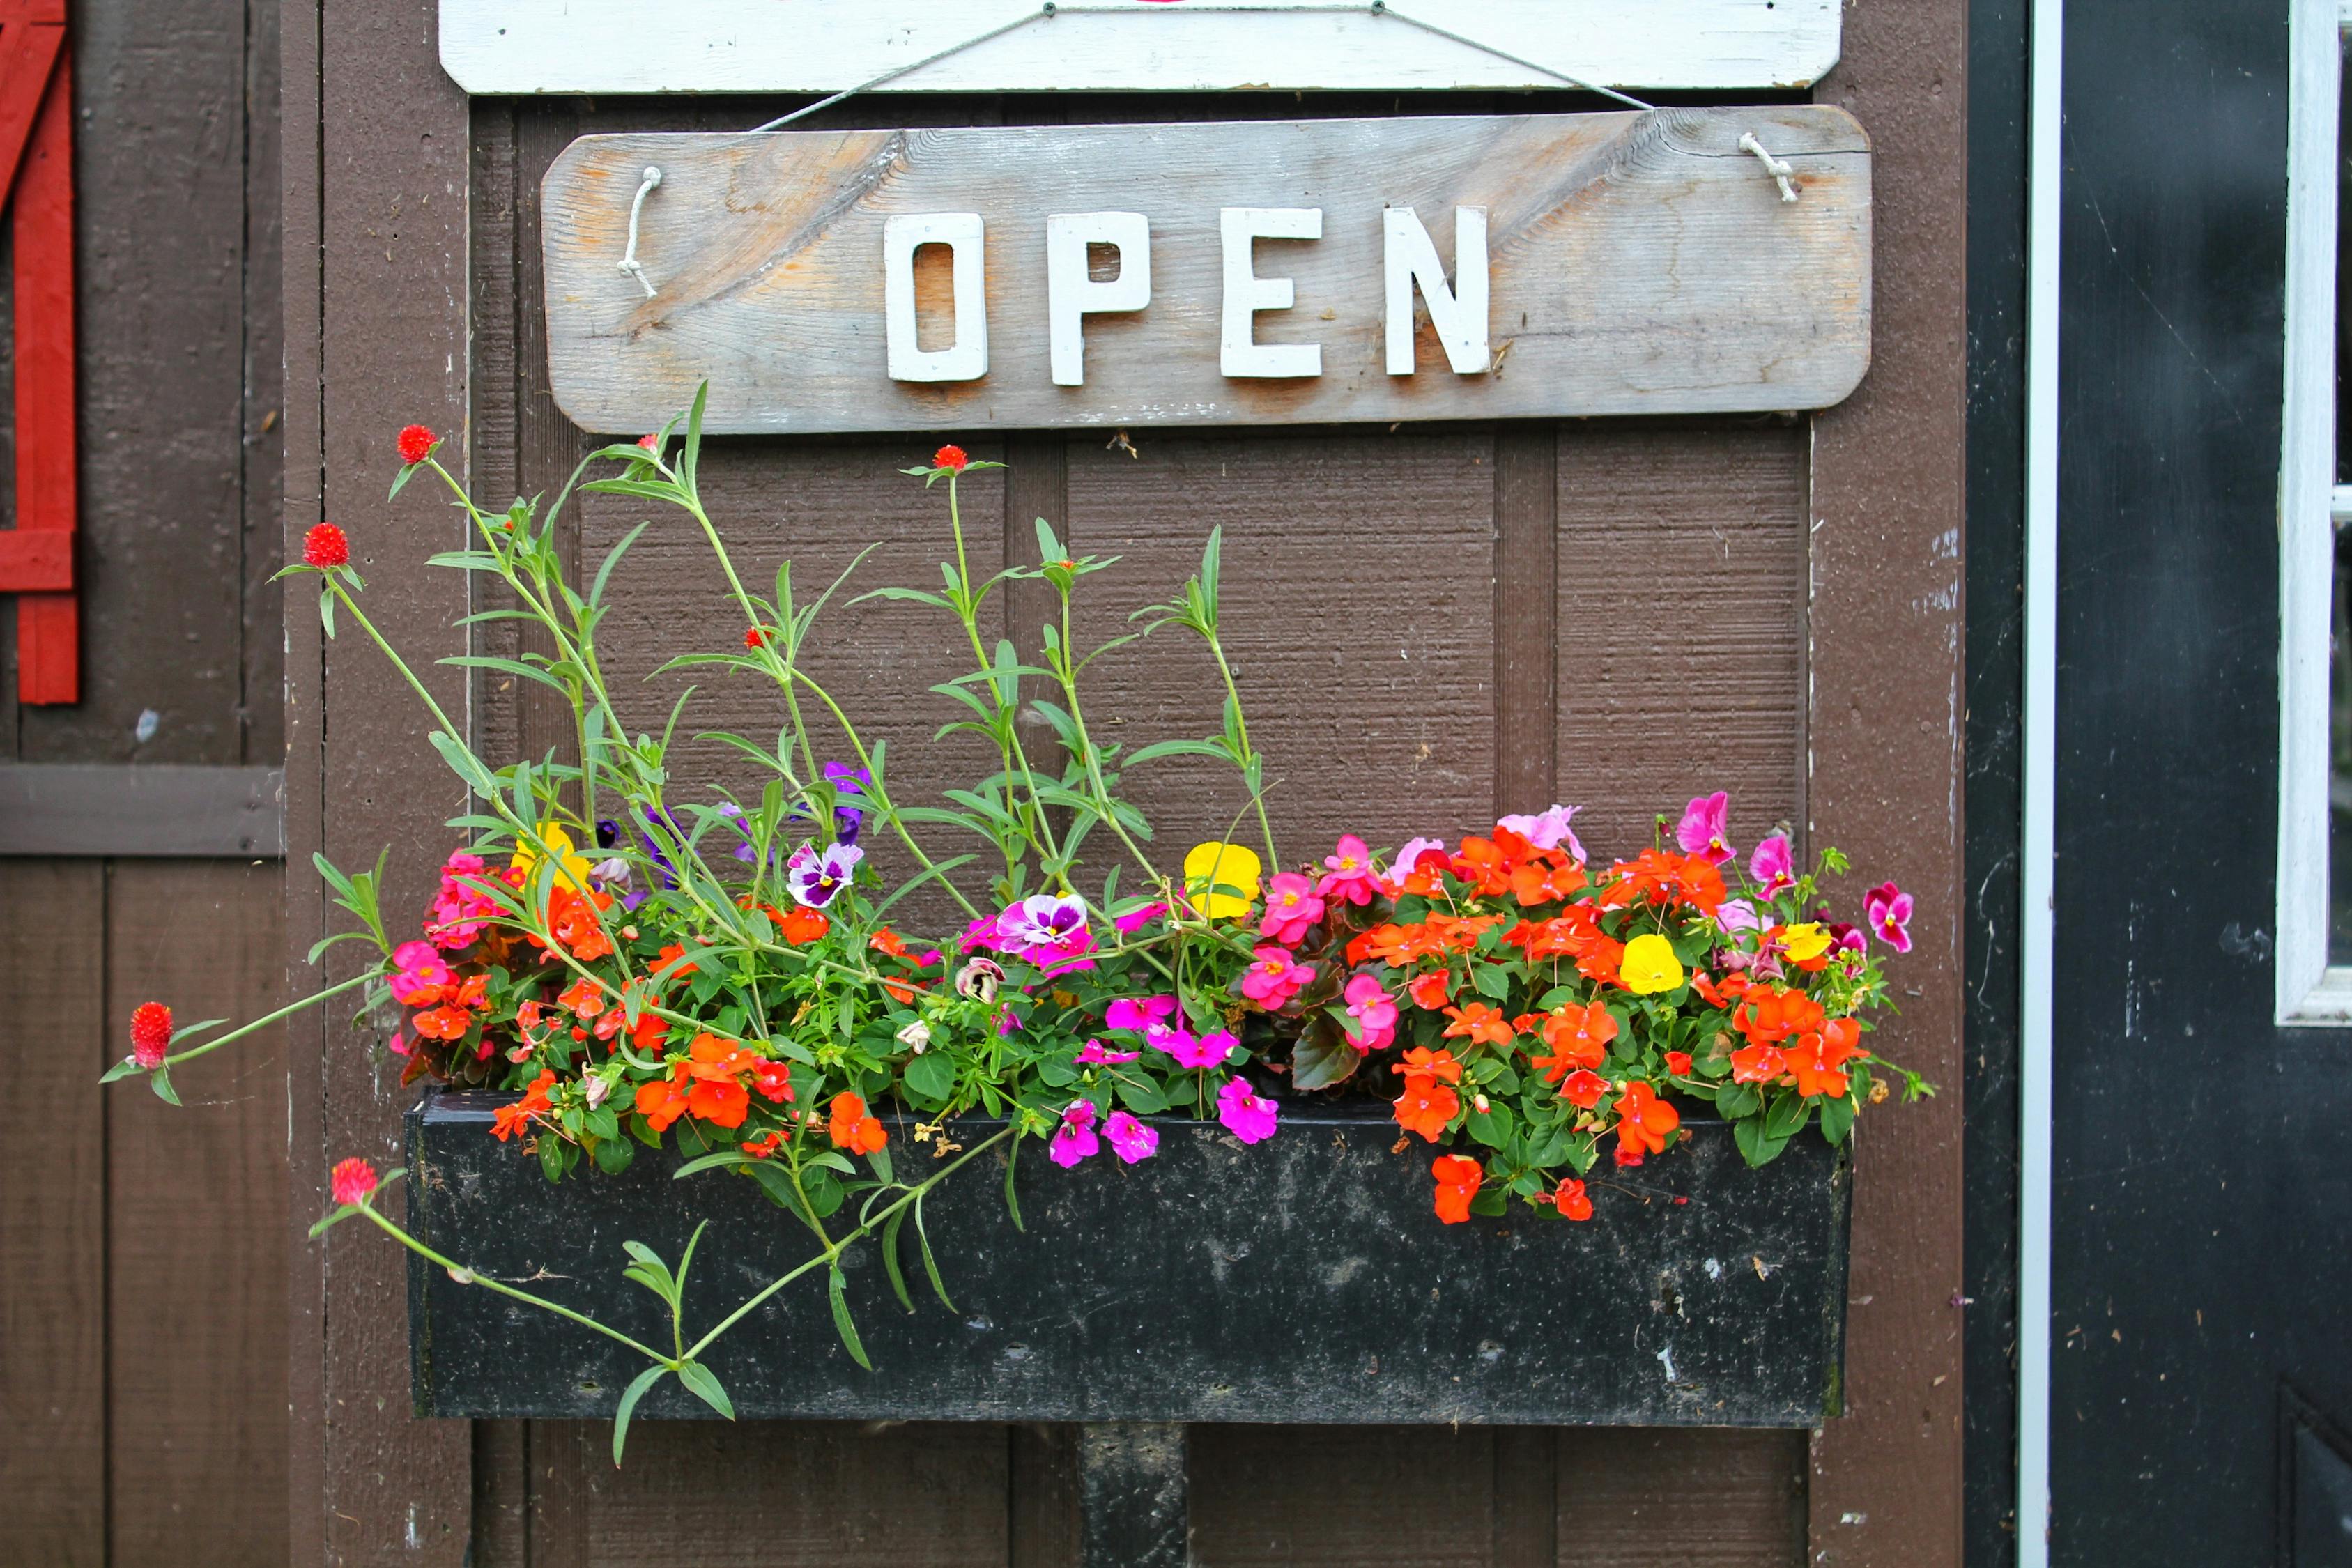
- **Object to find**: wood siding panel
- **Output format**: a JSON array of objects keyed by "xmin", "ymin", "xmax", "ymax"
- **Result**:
[
  {"xmin": 1555, "ymin": 1428, "xmax": 1806, "ymax": 1566},
  {"xmin": 1065, "ymin": 431, "xmax": 1497, "ymax": 864},
  {"xmin": 0, "ymin": 859, "xmax": 105, "ymax": 1566},
  {"xmin": 1553, "ymin": 424, "xmax": 1808, "ymax": 863},
  {"xmin": 1190, "ymin": 1425, "xmax": 1496, "ymax": 1568},
  {"xmin": 105, "ymin": 860, "xmax": 287, "ymax": 1568},
  {"xmin": 579, "ymin": 1422, "xmax": 1010, "ymax": 1568}
]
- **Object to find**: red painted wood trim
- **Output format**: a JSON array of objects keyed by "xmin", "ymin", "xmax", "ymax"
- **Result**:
[
  {"xmin": 13, "ymin": 45, "xmax": 72, "ymax": 703},
  {"xmin": 0, "ymin": 528, "xmax": 68, "ymax": 589}
]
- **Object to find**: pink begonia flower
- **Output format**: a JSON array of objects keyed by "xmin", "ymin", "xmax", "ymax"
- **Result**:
[
  {"xmin": 1865, "ymin": 882, "xmax": 1914, "ymax": 954},
  {"xmin": 1239, "ymin": 946, "xmax": 1315, "ymax": 1007},
  {"xmin": 1148, "ymin": 1025, "xmax": 1237, "ymax": 1071},
  {"xmin": 1217, "ymin": 1078, "xmax": 1279, "ymax": 1144},
  {"xmin": 1104, "ymin": 1110, "xmax": 1159, "ymax": 1164},
  {"xmin": 1749, "ymin": 833, "xmax": 1797, "ymax": 897},
  {"xmin": 1714, "ymin": 898, "xmax": 1761, "ymax": 936},
  {"xmin": 427, "ymin": 851, "xmax": 502, "ymax": 948},
  {"xmin": 1075, "ymin": 1039, "xmax": 1141, "ymax": 1066},
  {"xmin": 1050, "ymin": 1099, "xmax": 1100, "ymax": 1167},
  {"xmin": 387, "ymin": 1030, "xmax": 411, "ymax": 1058},
  {"xmin": 1316, "ymin": 834, "xmax": 1384, "ymax": 907},
  {"xmin": 389, "ymin": 940, "xmax": 454, "ymax": 1006},
  {"xmin": 1344, "ymin": 972, "xmax": 1399, "ymax": 1052},
  {"xmin": 1113, "ymin": 901, "xmax": 1167, "ymax": 935},
  {"xmin": 1384, "ymin": 836, "xmax": 1446, "ymax": 891},
  {"xmin": 1257, "ymin": 872, "xmax": 1325, "ymax": 946},
  {"xmin": 1497, "ymin": 804, "xmax": 1588, "ymax": 864},
  {"xmin": 1105, "ymin": 994, "xmax": 1177, "ymax": 1033},
  {"xmin": 1674, "ymin": 791, "xmax": 1735, "ymax": 866}
]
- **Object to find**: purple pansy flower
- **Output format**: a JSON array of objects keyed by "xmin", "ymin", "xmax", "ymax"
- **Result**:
[
  {"xmin": 1828, "ymin": 921, "xmax": 1868, "ymax": 955},
  {"xmin": 1216, "ymin": 1077, "xmax": 1279, "ymax": 1144},
  {"xmin": 1104, "ymin": 1110, "xmax": 1158, "ymax": 1164},
  {"xmin": 1049, "ymin": 1099, "xmax": 1100, "ymax": 1167},
  {"xmin": 1864, "ymin": 881, "xmax": 1913, "ymax": 953},
  {"xmin": 992, "ymin": 893, "xmax": 1098, "ymax": 976},
  {"xmin": 1675, "ymin": 791, "xmax": 1735, "ymax": 866},
  {"xmin": 1749, "ymin": 833, "xmax": 1797, "ymax": 896},
  {"xmin": 786, "ymin": 840, "xmax": 863, "ymax": 907},
  {"xmin": 822, "ymin": 761, "xmax": 869, "ymax": 845},
  {"xmin": 1497, "ymin": 804, "xmax": 1588, "ymax": 864}
]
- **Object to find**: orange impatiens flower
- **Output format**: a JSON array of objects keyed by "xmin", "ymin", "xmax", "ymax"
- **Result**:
[
  {"xmin": 1559, "ymin": 1068, "xmax": 1610, "ymax": 1109},
  {"xmin": 1440, "ymin": 1001, "xmax": 1515, "ymax": 1049},
  {"xmin": 868, "ymin": 926, "xmax": 910, "ymax": 958},
  {"xmin": 1406, "ymin": 970, "xmax": 1452, "ymax": 1010},
  {"xmin": 1392, "ymin": 1076, "xmax": 1461, "ymax": 1142},
  {"xmin": 779, "ymin": 906, "xmax": 830, "ymax": 946},
  {"xmin": 558, "ymin": 977, "xmax": 606, "ymax": 1018},
  {"xmin": 1398, "ymin": 1045, "xmax": 1463, "ymax": 1084},
  {"xmin": 634, "ymin": 1075, "xmax": 691, "ymax": 1132},
  {"xmin": 1734, "ymin": 986, "xmax": 1826, "ymax": 1047},
  {"xmin": 410, "ymin": 1004, "xmax": 473, "ymax": 1042},
  {"xmin": 492, "ymin": 1069, "xmax": 558, "ymax": 1141},
  {"xmin": 1431, "ymin": 1153, "xmax": 1484, "ymax": 1224},
  {"xmin": 1553, "ymin": 1177, "xmax": 1594, "ymax": 1221},
  {"xmin": 1691, "ymin": 969, "xmax": 1751, "ymax": 1008},
  {"xmin": 1528, "ymin": 1000, "xmax": 1617, "ymax": 1082},
  {"xmin": 1784, "ymin": 1016, "xmax": 1865, "ymax": 1098},
  {"xmin": 1611, "ymin": 1081, "xmax": 1681, "ymax": 1165},
  {"xmin": 1509, "ymin": 853, "xmax": 1586, "ymax": 908},
  {"xmin": 829, "ymin": 1092, "xmax": 887, "ymax": 1154},
  {"xmin": 1599, "ymin": 848, "xmax": 1726, "ymax": 916},
  {"xmin": 1730, "ymin": 1041, "xmax": 1788, "ymax": 1084}
]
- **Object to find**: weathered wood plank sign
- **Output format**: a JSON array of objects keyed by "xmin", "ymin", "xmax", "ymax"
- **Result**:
[{"xmin": 540, "ymin": 108, "xmax": 1871, "ymax": 435}]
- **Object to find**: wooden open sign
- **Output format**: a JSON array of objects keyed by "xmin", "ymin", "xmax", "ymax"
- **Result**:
[{"xmin": 537, "ymin": 107, "xmax": 1872, "ymax": 436}]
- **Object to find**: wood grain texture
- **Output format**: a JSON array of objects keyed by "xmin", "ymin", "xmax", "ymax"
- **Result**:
[
  {"xmin": 438, "ymin": 0, "xmax": 1844, "ymax": 95},
  {"xmin": 578, "ymin": 1422, "xmax": 1010, "ymax": 1567},
  {"xmin": 298, "ymin": 0, "xmax": 477, "ymax": 1560},
  {"xmin": 10, "ymin": 49, "xmax": 72, "ymax": 704},
  {"xmin": 1553, "ymin": 422, "xmax": 1808, "ymax": 864},
  {"xmin": 1804, "ymin": 0, "xmax": 1969, "ymax": 1560},
  {"xmin": 1012, "ymin": 1424, "xmax": 1082, "ymax": 1568},
  {"xmin": 539, "ymin": 108, "xmax": 1872, "ymax": 435},
  {"xmin": 0, "ymin": 859, "xmax": 105, "ymax": 1566},
  {"xmin": 1494, "ymin": 426, "xmax": 1558, "ymax": 818},
  {"xmin": 1190, "ymin": 1425, "xmax": 1496, "ymax": 1568},
  {"xmin": 1555, "ymin": 1427, "xmax": 1806, "ymax": 1566},
  {"xmin": 243, "ymin": 0, "xmax": 285, "ymax": 766},
  {"xmin": 107, "ymin": 860, "xmax": 289, "ymax": 1568},
  {"xmin": 1064, "ymin": 431, "xmax": 1497, "ymax": 872}
]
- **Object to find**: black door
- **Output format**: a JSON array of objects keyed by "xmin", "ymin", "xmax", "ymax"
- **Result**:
[{"xmin": 2032, "ymin": 1, "xmax": 2352, "ymax": 1563}]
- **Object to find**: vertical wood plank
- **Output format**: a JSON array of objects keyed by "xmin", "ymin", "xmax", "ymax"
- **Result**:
[
  {"xmin": 1011, "ymin": 1424, "xmax": 1081, "ymax": 1568},
  {"xmin": 471, "ymin": 1420, "xmax": 529, "ymax": 1568},
  {"xmin": 0, "ymin": 859, "xmax": 105, "ymax": 1565},
  {"xmin": 1806, "ymin": 0, "xmax": 1969, "ymax": 1562},
  {"xmin": 1190, "ymin": 1424, "xmax": 1494, "ymax": 1568},
  {"xmin": 243, "ymin": 0, "xmax": 286, "ymax": 766},
  {"xmin": 466, "ymin": 96, "xmax": 525, "ymax": 772},
  {"xmin": 1553, "ymin": 424, "xmax": 1808, "ymax": 863},
  {"xmin": 1065, "ymin": 432, "xmax": 1498, "ymax": 868},
  {"xmin": 106, "ymin": 859, "xmax": 289, "ymax": 1568},
  {"xmin": 302, "ymin": 0, "xmax": 476, "ymax": 1560},
  {"xmin": 1493, "ymin": 1429, "xmax": 1559, "ymax": 1568},
  {"xmin": 1554, "ymin": 1428, "xmax": 1806, "ymax": 1566},
  {"xmin": 528, "ymin": 1420, "xmax": 592, "ymax": 1568},
  {"xmin": 580, "ymin": 1422, "xmax": 1010, "ymax": 1567},
  {"xmin": 10, "ymin": 52, "xmax": 73, "ymax": 705},
  {"xmin": 1494, "ymin": 426, "xmax": 1559, "ymax": 818}
]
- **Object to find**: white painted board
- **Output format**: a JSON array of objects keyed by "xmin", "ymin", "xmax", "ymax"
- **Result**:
[
  {"xmin": 440, "ymin": 1, "xmax": 1841, "ymax": 95},
  {"xmin": 538, "ymin": 108, "xmax": 1873, "ymax": 435}
]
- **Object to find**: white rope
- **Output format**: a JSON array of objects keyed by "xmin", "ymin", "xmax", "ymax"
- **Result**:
[
  {"xmin": 1737, "ymin": 131, "xmax": 1800, "ymax": 203},
  {"xmin": 617, "ymin": 164, "xmax": 663, "ymax": 296}
]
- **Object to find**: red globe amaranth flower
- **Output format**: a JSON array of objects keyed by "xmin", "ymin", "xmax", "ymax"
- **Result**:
[
  {"xmin": 303, "ymin": 522, "xmax": 350, "ymax": 568},
  {"xmin": 636, "ymin": 432, "xmax": 661, "ymax": 452},
  {"xmin": 330, "ymin": 1157, "xmax": 378, "ymax": 1206},
  {"xmin": 932, "ymin": 444, "xmax": 969, "ymax": 473},
  {"xmin": 744, "ymin": 627, "xmax": 770, "ymax": 649},
  {"xmin": 129, "ymin": 1001, "xmax": 173, "ymax": 1070},
  {"xmin": 397, "ymin": 424, "xmax": 437, "ymax": 466}
]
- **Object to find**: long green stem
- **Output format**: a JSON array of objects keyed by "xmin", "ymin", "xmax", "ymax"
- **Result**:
[
  {"xmin": 358, "ymin": 1204, "xmax": 671, "ymax": 1363},
  {"xmin": 1205, "ymin": 633, "xmax": 1279, "ymax": 868},
  {"xmin": 162, "ymin": 971, "xmax": 375, "ymax": 1067}
]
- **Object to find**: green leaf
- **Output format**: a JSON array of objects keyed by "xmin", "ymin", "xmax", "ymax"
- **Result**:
[
  {"xmin": 1714, "ymin": 1082, "xmax": 1762, "ymax": 1119},
  {"xmin": 1733, "ymin": 1115, "xmax": 1792, "ymax": 1167},
  {"xmin": 672, "ymin": 1151, "xmax": 755, "ymax": 1178},
  {"xmin": 100, "ymin": 1056, "xmax": 144, "ymax": 1084},
  {"xmin": 675, "ymin": 1360, "xmax": 735, "ymax": 1420},
  {"xmin": 880, "ymin": 1206, "xmax": 915, "ymax": 1312},
  {"xmin": 1818, "ymin": 1093, "xmax": 1857, "ymax": 1146},
  {"xmin": 612, "ymin": 1365, "xmax": 669, "ymax": 1465},
  {"xmin": 914, "ymin": 1192, "xmax": 957, "ymax": 1312},
  {"xmin": 592, "ymin": 1136, "xmax": 636, "ymax": 1174},
  {"xmin": 827, "ymin": 1267, "xmax": 873, "ymax": 1370},
  {"xmin": 1002, "ymin": 1135, "xmax": 1025, "ymax": 1232},
  {"xmin": 1288, "ymin": 1013, "xmax": 1361, "ymax": 1091},
  {"xmin": 590, "ymin": 520, "xmax": 654, "ymax": 607},
  {"xmin": 426, "ymin": 730, "xmax": 500, "ymax": 797},
  {"xmin": 902, "ymin": 1051, "xmax": 956, "ymax": 1101},
  {"xmin": 1121, "ymin": 738, "xmax": 1233, "ymax": 768},
  {"xmin": 1470, "ymin": 962, "xmax": 1513, "ymax": 1003},
  {"xmin": 150, "ymin": 1068, "xmax": 181, "ymax": 1106},
  {"xmin": 1112, "ymin": 1074, "xmax": 1170, "ymax": 1114}
]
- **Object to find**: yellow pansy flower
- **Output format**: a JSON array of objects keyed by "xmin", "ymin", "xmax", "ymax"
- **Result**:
[
  {"xmin": 1619, "ymin": 932, "xmax": 1685, "ymax": 995},
  {"xmin": 1183, "ymin": 841, "xmax": 1263, "ymax": 919},
  {"xmin": 510, "ymin": 822, "xmax": 594, "ymax": 893},
  {"xmin": 1778, "ymin": 922, "xmax": 1833, "ymax": 962}
]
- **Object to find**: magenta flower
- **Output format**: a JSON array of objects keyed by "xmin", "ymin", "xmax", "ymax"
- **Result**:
[
  {"xmin": 1216, "ymin": 1077, "xmax": 1279, "ymax": 1144},
  {"xmin": 1149, "ymin": 1025, "xmax": 1236, "ymax": 1071},
  {"xmin": 786, "ymin": 840, "xmax": 863, "ymax": 907},
  {"xmin": 1864, "ymin": 881, "xmax": 1914, "ymax": 953},
  {"xmin": 1498, "ymin": 804, "xmax": 1587, "ymax": 863},
  {"xmin": 1257, "ymin": 872, "xmax": 1325, "ymax": 946},
  {"xmin": 1104, "ymin": 1110, "xmax": 1159, "ymax": 1164},
  {"xmin": 1049, "ymin": 1099, "xmax": 1100, "ymax": 1167},
  {"xmin": 1714, "ymin": 898, "xmax": 1761, "ymax": 935},
  {"xmin": 1828, "ymin": 921, "xmax": 1867, "ymax": 955},
  {"xmin": 1112, "ymin": 900, "xmax": 1167, "ymax": 935},
  {"xmin": 1075, "ymin": 1039, "xmax": 1141, "ymax": 1066},
  {"xmin": 990, "ymin": 893, "xmax": 1098, "ymax": 976},
  {"xmin": 1104, "ymin": 994, "xmax": 1178, "ymax": 1033},
  {"xmin": 426, "ymin": 851, "xmax": 502, "ymax": 949},
  {"xmin": 1316, "ymin": 834, "xmax": 1384, "ymax": 907},
  {"xmin": 1239, "ymin": 945, "xmax": 1315, "ymax": 1007},
  {"xmin": 1344, "ymin": 972, "xmax": 1399, "ymax": 1052},
  {"xmin": 1385, "ymin": 836, "xmax": 1446, "ymax": 891},
  {"xmin": 1749, "ymin": 833, "xmax": 1796, "ymax": 896},
  {"xmin": 1674, "ymin": 791, "xmax": 1735, "ymax": 865},
  {"xmin": 389, "ymin": 940, "xmax": 454, "ymax": 1006}
]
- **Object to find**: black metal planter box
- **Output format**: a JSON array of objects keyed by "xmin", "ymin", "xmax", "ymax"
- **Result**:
[{"xmin": 406, "ymin": 1088, "xmax": 1850, "ymax": 1428}]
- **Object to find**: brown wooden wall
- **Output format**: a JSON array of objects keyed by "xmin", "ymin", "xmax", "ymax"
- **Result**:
[
  {"xmin": 287, "ymin": 3, "xmax": 1964, "ymax": 1565},
  {"xmin": 0, "ymin": 2, "xmax": 289, "ymax": 1565}
]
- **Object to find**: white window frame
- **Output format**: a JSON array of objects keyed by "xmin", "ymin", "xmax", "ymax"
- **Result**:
[{"xmin": 2278, "ymin": 0, "xmax": 2352, "ymax": 1022}]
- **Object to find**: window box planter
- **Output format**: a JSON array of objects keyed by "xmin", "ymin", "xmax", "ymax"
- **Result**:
[{"xmin": 406, "ymin": 1086, "xmax": 1851, "ymax": 1427}]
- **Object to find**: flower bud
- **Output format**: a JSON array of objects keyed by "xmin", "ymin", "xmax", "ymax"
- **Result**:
[{"xmin": 896, "ymin": 1020, "xmax": 932, "ymax": 1054}]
